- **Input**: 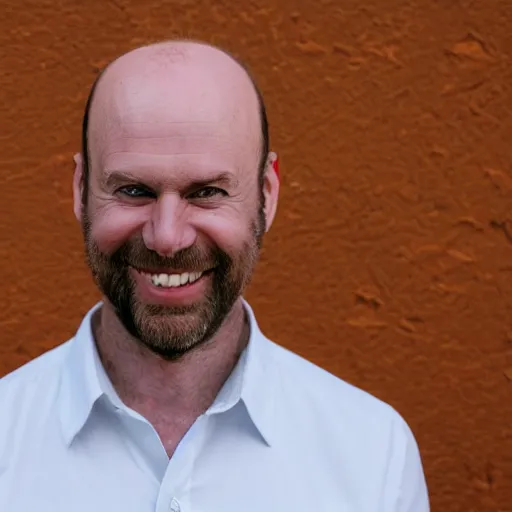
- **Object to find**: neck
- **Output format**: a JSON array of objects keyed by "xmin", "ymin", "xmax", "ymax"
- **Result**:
[{"xmin": 92, "ymin": 298, "xmax": 249, "ymax": 421}]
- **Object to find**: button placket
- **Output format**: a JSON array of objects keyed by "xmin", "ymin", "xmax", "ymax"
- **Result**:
[{"xmin": 156, "ymin": 415, "xmax": 210, "ymax": 512}]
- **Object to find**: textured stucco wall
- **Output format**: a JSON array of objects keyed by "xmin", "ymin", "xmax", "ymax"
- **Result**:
[{"xmin": 1, "ymin": 0, "xmax": 512, "ymax": 509}]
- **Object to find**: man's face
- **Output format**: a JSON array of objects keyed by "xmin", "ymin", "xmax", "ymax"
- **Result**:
[
  {"xmin": 82, "ymin": 196, "xmax": 264, "ymax": 360},
  {"xmin": 76, "ymin": 54, "xmax": 273, "ymax": 359}
]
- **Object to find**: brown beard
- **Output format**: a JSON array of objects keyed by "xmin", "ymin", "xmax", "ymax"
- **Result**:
[{"xmin": 81, "ymin": 204, "xmax": 265, "ymax": 360}]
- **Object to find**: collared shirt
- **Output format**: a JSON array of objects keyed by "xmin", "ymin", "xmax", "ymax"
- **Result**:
[{"xmin": 0, "ymin": 301, "xmax": 429, "ymax": 511}]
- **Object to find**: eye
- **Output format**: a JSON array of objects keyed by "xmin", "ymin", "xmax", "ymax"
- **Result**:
[
  {"xmin": 118, "ymin": 185, "xmax": 155, "ymax": 199},
  {"xmin": 189, "ymin": 187, "xmax": 227, "ymax": 200}
]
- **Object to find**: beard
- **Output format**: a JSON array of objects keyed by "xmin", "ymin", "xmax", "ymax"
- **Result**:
[{"xmin": 82, "ymin": 204, "xmax": 265, "ymax": 360}]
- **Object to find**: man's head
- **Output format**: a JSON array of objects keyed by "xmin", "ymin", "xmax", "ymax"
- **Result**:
[{"xmin": 73, "ymin": 41, "xmax": 279, "ymax": 359}]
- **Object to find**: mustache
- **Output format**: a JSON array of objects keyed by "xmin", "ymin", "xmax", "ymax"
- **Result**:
[{"xmin": 112, "ymin": 239, "xmax": 223, "ymax": 271}]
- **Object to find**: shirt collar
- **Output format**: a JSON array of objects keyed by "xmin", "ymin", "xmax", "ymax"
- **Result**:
[
  {"xmin": 57, "ymin": 300, "xmax": 275, "ymax": 447},
  {"xmin": 58, "ymin": 302, "xmax": 104, "ymax": 446},
  {"xmin": 206, "ymin": 300, "xmax": 276, "ymax": 446}
]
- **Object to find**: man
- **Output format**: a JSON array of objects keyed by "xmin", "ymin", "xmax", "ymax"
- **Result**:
[{"xmin": 0, "ymin": 40, "xmax": 429, "ymax": 511}]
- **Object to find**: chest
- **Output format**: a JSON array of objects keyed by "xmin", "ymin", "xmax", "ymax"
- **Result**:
[
  {"xmin": 1, "ymin": 460, "xmax": 371, "ymax": 512},
  {"xmin": 0, "ymin": 412, "xmax": 387, "ymax": 512}
]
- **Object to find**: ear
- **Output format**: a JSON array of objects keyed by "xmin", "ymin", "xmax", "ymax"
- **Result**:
[
  {"xmin": 72, "ymin": 153, "xmax": 84, "ymax": 222},
  {"xmin": 262, "ymin": 151, "xmax": 280, "ymax": 232}
]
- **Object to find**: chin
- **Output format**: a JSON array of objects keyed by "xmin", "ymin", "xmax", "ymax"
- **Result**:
[{"xmin": 129, "ymin": 303, "xmax": 216, "ymax": 356}]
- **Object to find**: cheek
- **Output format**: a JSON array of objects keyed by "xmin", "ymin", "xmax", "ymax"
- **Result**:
[
  {"xmin": 88, "ymin": 205, "xmax": 148, "ymax": 255},
  {"xmin": 195, "ymin": 209, "xmax": 257, "ymax": 255}
]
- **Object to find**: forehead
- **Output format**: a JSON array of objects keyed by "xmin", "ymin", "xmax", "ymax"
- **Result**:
[
  {"xmin": 88, "ymin": 53, "xmax": 261, "ymax": 178},
  {"xmin": 101, "ymin": 122, "xmax": 242, "ymax": 184}
]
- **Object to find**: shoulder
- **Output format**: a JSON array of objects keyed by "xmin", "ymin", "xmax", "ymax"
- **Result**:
[
  {"xmin": 0, "ymin": 341, "xmax": 71, "ymax": 418},
  {"xmin": 267, "ymin": 339, "xmax": 397, "ymax": 414},
  {"xmin": 263, "ymin": 338, "xmax": 412, "ymax": 441},
  {"xmin": 0, "ymin": 341, "xmax": 71, "ymax": 464},
  {"xmin": 1, "ymin": 341, "xmax": 70, "ymax": 384},
  {"xmin": 261, "ymin": 338, "xmax": 427, "ymax": 489},
  {"xmin": 266, "ymin": 339, "xmax": 428, "ymax": 501}
]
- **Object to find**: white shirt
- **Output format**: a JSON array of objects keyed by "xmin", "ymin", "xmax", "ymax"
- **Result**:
[{"xmin": 0, "ymin": 301, "xmax": 429, "ymax": 511}]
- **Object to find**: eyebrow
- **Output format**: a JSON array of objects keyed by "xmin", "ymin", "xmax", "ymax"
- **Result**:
[{"xmin": 103, "ymin": 170, "xmax": 238, "ymax": 190}]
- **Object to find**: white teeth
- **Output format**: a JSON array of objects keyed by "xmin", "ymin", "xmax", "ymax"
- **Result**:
[
  {"xmin": 169, "ymin": 274, "xmax": 181, "ymax": 287},
  {"xmin": 158, "ymin": 273, "xmax": 169, "ymax": 286},
  {"xmin": 147, "ymin": 271, "xmax": 204, "ymax": 288}
]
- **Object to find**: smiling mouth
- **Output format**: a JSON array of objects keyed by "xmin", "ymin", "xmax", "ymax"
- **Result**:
[{"xmin": 135, "ymin": 268, "xmax": 213, "ymax": 288}]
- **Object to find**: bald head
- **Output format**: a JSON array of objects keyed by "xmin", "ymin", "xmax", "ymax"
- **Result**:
[{"xmin": 81, "ymin": 41, "xmax": 269, "ymax": 201}]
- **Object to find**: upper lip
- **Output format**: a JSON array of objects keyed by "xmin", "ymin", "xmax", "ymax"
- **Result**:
[{"xmin": 131, "ymin": 266, "xmax": 211, "ymax": 275}]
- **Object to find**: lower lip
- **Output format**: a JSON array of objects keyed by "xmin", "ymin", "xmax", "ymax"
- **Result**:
[{"xmin": 130, "ymin": 268, "xmax": 211, "ymax": 306}]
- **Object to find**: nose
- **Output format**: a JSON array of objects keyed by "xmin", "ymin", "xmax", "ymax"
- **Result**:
[{"xmin": 142, "ymin": 194, "xmax": 197, "ymax": 257}]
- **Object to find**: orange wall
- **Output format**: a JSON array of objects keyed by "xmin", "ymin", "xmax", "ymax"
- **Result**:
[{"xmin": 1, "ymin": 1, "xmax": 512, "ymax": 510}]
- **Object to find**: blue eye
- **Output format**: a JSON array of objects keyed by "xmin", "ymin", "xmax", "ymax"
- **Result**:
[
  {"xmin": 190, "ymin": 187, "xmax": 227, "ymax": 199},
  {"xmin": 118, "ymin": 186, "xmax": 154, "ymax": 198}
]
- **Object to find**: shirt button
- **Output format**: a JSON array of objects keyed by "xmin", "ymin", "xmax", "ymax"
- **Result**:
[{"xmin": 170, "ymin": 498, "xmax": 181, "ymax": 512}]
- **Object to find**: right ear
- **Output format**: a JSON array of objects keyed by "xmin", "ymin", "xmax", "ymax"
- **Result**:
[{"xmin": 72, "ymin": 152, "xmax": 84, "ymax": 222}]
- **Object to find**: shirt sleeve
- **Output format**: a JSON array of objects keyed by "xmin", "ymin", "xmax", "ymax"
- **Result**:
[{"xmin": 384, "ymin": 412, "xmax": 430, "ymax": 512}]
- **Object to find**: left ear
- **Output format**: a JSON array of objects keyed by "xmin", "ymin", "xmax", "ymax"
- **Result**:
[{"xmin": 262, "ymin": 151, "xmax": 280, "ymax": 232}]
